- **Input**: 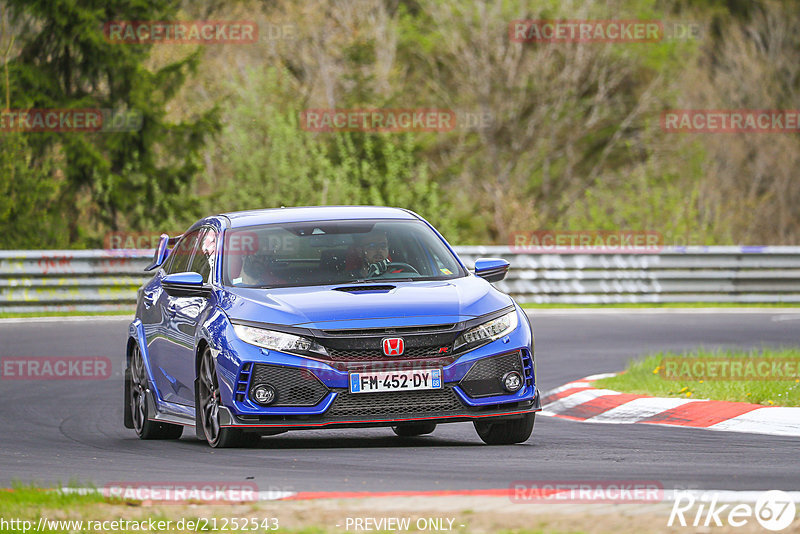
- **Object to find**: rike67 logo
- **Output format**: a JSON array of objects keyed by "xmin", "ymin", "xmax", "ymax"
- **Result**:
[{"xmin": 669, "ymin": 490, "xmax": 797, "ymax": 531}]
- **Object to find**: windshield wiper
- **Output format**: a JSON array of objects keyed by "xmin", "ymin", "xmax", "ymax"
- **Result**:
[{"xmin": 341, "ymin": 277, "xmax": 417, "ymax": 284}]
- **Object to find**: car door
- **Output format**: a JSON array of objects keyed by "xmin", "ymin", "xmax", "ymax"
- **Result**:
[
  {"xmin": 162, "ymin": 228, "xmax": 217, "ymax": 405},
  {"xmin": 148, "ymin": 229, "xmax": 203, "ymax": 405}
]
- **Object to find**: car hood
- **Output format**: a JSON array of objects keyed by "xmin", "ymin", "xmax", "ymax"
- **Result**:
[{"xmin": 220, "ymin": 276, "xmax": 513, "ymax": 329}]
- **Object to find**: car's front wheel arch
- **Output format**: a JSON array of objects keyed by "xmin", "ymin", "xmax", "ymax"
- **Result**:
[
  {"xmin": 194, "ymin": 339, "xmax": 210, "ymax": 440},
  {"xmin": 123, "ymin": 338, "xmax": 138, "ymax": 429},
  {"xmin": 194, "ymin": 344, "xmax": 258, "ymax": 448},
  {"xmin": 127, "ymin": 340, "xmax": 182, "ymax": 440}
]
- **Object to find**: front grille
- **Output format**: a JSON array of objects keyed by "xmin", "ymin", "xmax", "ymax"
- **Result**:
[
  {"xmin": 250, "ymin": 364, "xmax": 329, "ymax": 407},
  {"xmin": 314, "ymin": 326, "xmax": 461, "ymax": 365},
  {"xmin": 459, "ymin": 352, "xmax": 523, "ymax": 398},
  {"xmin": 325, "ymin": 387, "xmax": 464, "ymax": 419},
  {"xmin": 327, "ymin": 345, "xmax": 452, "ymax": 361}
]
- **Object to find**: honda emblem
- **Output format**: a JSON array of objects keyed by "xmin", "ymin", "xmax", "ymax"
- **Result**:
[{"xmin": 382, "ymin": 337, "xmax": 404, "ymax": 356}]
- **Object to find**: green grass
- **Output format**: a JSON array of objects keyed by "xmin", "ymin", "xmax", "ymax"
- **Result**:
[
  {"xmin": 0, "ymin": 484, "xmax": 586, "ymax": 534},
  {"xmin": 0, "ymin": 310, "xmax": 134, "ymax": 319},
  {"xmin": 594, "ymin": 347, "xmax": 800, "ymax": 406},
  {"xmin": 0, "ymin": 483, "xmax": 107, "ymax": 508},
  {"xmin": 520, "ymin": 302, "xmax": 800, "ymax": 308},
  {"xmin": 0, "ymin": 483, "xmax": 108, "ymax": 533}
]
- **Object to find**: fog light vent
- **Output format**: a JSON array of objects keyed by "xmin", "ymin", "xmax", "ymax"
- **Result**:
[
  {"xmin": 251, "ymin": 384, "xmax": 276, "ymax": 406},
  {"xmin": 502, "ymin": 371, "xmax": 523, "ymax": 392},
  {"xmin": 459, "ymin": 352, "xmax": 524, "ymax": 398}
]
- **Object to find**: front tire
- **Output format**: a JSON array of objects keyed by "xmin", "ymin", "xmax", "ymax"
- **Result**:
[
  {"xmin": 196, "ymin": 347, "xmax": 260, "ymax": 448},
  {"xmin": 392, "ymin": 423, "xmax": 437, "ymax": 437},
  {"xmin": 474, "ymin": 413, "xmax": 534, "ymax": 445},
  {"xmin": 128, "ymin": 345, "xmax": 183, "ymax": 440}
]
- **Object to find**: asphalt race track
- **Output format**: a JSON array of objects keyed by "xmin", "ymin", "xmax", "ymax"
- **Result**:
[{"xmin": 1, "ymin": 311, "xmax": 798, "ymax": 492}]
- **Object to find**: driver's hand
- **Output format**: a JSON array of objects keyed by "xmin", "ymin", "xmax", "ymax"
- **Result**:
[{"xmin": 366, "ymin": 258, "xmax": 389, "ymax": 277}]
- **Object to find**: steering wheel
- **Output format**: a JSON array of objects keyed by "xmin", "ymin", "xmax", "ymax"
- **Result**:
[{"xmin": 378, "ymin": 262, "xmax": 420, "ymax": 276}]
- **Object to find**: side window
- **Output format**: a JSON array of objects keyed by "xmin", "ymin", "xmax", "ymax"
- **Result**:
[
  {"xmin": 190, "ymin": 229, "xmax": 217, "ymax": 281},
  {"xmin": 165, "ymin": 230, "xmax": 202, "ymax": 274}
]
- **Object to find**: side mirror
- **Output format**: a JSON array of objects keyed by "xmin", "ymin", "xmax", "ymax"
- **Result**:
[
  {"xmin": 474, "ymin": 258, "xmax": 510, "ymax": 283},
  {"xmin": 144, "ymin": 234, "xmax": 170, "ymax": 271},
  {"xmin": 162, "ymin": 272, "xmax": 212, "ymax": 297}
]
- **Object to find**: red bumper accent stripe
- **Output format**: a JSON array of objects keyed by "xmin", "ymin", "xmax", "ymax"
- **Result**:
[{"xmin": 222, "ymin": 408, "xmax": 540, "ymax": 428}]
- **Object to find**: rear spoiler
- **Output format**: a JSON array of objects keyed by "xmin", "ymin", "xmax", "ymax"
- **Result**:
[{"xmin": 144, "ymin": 233, "xmax": 183, "ymax": 271}]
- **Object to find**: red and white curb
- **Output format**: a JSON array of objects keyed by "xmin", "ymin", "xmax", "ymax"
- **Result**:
[
  {"xmin": 57, "ymin": 487, "xmax": 800, "ymax": 502},
  {"xmin": 540, "ymin": 373, "xmax": 800, "ymax": 437}
]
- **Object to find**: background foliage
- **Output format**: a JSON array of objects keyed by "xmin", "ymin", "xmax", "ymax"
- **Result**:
[{"xmin": 1, "ymin": 0, "xmax": 798, "ymax": 247}]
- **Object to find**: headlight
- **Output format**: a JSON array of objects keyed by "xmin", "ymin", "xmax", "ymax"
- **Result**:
[
  {"xmin": 232, "ymin": 324, "xmax": 326, "ymax": 355},
  {"xmin": 454, "ymin": 310, "xmax": 518, "ymax": 350}
]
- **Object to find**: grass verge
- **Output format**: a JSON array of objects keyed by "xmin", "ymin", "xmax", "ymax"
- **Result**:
[
  {"xmin": 0, "ymin": 484, "xmax": 593, "ymax": 534},
  {"xmin": 594, "ymin": 347, "xmax": 800, "ymax": 406}
]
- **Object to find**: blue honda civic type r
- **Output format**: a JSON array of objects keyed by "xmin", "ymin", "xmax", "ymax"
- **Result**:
[{"xmin": 124, "ymin": 206, "xmax": 541, "ymax": 447}]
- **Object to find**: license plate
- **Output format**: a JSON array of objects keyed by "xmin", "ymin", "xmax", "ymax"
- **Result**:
[{"xmin": 349, "ymin": 369, "xmax": 442, "ymax": 394}]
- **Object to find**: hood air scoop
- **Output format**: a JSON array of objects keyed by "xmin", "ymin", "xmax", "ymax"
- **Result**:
[{"xmin": 332, "ymin": 285, "xmax": 396, "ymax": 293}]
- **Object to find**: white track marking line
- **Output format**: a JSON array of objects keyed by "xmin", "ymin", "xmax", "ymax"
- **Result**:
[
  {"xmin": 58, "ymin": 487, "xmax": 800, "ymax": 502},
  {"xmin": 258, "ymin": 490, "xmax": 298, "ymax": 500},
  {"xmin": 772, "ymin": 314, "xmax": 800, "ymax": 321},
  {"xmin": 708, "ymin": 407, "xmax": 800, "ymax": 437},
  {"xmin": 58, "ymin": 487, "xmax": 297, "ymax": 501}
]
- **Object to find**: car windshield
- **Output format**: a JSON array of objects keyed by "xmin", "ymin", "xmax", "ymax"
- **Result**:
[{"xmin": 222, "ymin": 219, "xmax": 465, "ymax": 288}]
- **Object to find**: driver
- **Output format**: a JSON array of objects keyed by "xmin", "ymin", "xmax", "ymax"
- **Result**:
[{"xmin": 351, "ymin": 230, "xmax": 390, "ymax": 278}]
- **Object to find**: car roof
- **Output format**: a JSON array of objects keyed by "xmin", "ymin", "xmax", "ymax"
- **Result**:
[{"xmin": 219, "ymin": 206, "xmax": 420, "ymax": 228}]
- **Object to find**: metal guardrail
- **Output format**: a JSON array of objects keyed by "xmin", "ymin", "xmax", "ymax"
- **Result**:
[
  {"xmin": 457, "ymin": 246, "xmax": 800, "ymax": 304},
  {"xmin": 1, "ymin": 247, "xmax": 800, "ymax": 312}
]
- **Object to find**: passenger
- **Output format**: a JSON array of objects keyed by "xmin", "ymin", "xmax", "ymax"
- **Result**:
[{"xmin": 236, "ymin": 254, "xmax": 279, "ymax": 286}]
